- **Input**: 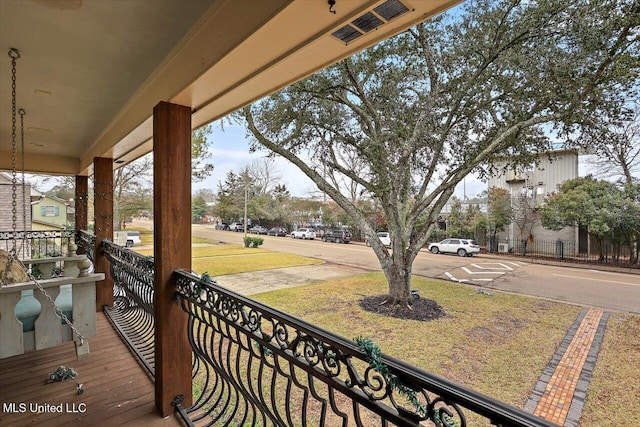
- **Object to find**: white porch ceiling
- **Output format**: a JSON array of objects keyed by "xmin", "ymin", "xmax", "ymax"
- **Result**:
[{"xmin": 0, "ymin": 0, "xmax": 461, "ymax": 176}]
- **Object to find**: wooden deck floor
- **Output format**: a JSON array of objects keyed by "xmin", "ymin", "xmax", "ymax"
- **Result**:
[{"xmin": 0, "ymin": 313, "xmax": 184, "ymax": 426}]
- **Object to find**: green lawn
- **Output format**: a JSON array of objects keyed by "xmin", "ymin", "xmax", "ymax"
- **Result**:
[
  {"xmin": 133, "ymin": 229, "xmax": 212, "ymax": 246},
  {"xmin": 136, "ymin": 244, "xmax": 323, "ymax": 276},
  {"xmin": 251, "ymin": 276, "xmax": 640, "ymax": 426},
  {"xmin": 253, "ymin": 273, "xmax": 580, "ymax": 410},
  {"xmin": 580, "ymin": 313, "xmax": 640, "ymax": 426},
  {"xmin": 134, "ymin": 240, "xmax": 639, "ymax": 425}
]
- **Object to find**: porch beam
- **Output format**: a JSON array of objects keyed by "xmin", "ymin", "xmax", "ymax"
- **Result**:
[
  {"xmin": 153, "ymin": 101, "xmax": 192, "ymax": 416},
  {"xmin": 0, "ymin": 150, "xmax": 79, "ymax": 175},
  {"xmin": 75, "ymin": 176, "xmax": 88, "ymax": 254},
  {"xmin": 93, "ymin": 157, "xmax": 114, "ymax": 311}
]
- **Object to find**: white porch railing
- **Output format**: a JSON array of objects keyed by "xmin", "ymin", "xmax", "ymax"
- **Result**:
[{"xmin": 0, "ymin": 256, "xmax": 104, "ymax": 359}]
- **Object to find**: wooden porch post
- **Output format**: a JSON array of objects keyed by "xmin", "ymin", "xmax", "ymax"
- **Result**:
[
  {"xmin": 153, "ymin": 101, "xmax": 192, "ymax": 416},
  {"xmin": 74, "ymin": 175, "xmax": 88, "ymax": 254},
  {"xmin": 93, "ymin": 157, "xmax": 114, "ymax": 311}
]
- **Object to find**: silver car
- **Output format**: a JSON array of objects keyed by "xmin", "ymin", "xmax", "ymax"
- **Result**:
[
  {"xmin": 428, "ymin": 238, "xmax": 480, "ymax": 257},
  {"xmin": 366, "ymin": 232, "xmax": 391, "ymax": 248}
]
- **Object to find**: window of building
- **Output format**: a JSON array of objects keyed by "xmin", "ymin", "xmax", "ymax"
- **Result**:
[{"xmin": 41, "ymin": 205, "xmax": 60, "ymax": 217}]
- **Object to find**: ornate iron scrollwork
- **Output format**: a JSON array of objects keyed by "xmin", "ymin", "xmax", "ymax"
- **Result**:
[
  {"xmin": 171, "ymin": 271, "xmax": 491, "ymax": 427},
  {"xmin": 102, "ymin": 240, "xmax": 155, "ymax": 374}
]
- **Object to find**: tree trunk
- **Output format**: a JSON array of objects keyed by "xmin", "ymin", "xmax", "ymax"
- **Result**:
[{"xmin": 381, "ymin": 258, "xmax": 413, "ymax": 307}]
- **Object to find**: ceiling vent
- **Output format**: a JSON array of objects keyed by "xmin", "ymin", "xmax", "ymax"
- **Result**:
[
  {"xmin": 351, "ymin": 12, "xmax": 383, "ymax": 33},
  {"xmin": 374, "ymin": 0, "xmax": 409, "ymax": 21},
  {"xmin": 331, "ymin": 25, "xmax": 364, "ymax": 44},
  {"xmin": 330, "ymin": 0, "xmax": 411, "ymax": 44}
]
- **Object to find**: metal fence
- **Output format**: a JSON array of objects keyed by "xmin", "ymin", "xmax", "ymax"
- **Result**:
[
  {"xmin": 172, "ymin": 270, "xmax": 554, "ymax": 427},
  {"xmin": 0, "ymin": 229, "xmax": 74, "ymax": 259},
  {"xmin": 97, "ymin": 239, "xmax": 555, "ymax": 426},
  {"xmin": 103, "ymin": 239, "xmax": 156, "ymax": 375},
  {"xmin": 76, "ymin": 230, "xmax": 96, "ymax": 263},
  {"xmin": 496, "ymin": 239, "xmax": 638, "ymax": 268}
]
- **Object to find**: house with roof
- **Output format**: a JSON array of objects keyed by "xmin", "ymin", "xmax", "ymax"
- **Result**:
[
  {"xmin": 486, "ymin": 149, "xmax": 581, "ymax": 254},
  {"xmin": 0, "ymin": 172, "xmax": 31, "ymax": 232},
  {"xmin": 31, "ymin": 193, "xmax": 74, "ymax": 230}
]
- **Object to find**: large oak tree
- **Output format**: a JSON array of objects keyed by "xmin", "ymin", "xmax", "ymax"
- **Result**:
[{"xmin": 241, "ymin": 0, "xmax": 639, "ymax": 306}]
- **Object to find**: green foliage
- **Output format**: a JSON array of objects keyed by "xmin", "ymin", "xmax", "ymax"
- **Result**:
[
  {"xmin": 192, "ymin": 195, "xmax": 209, "ymax": 222},
  {"xmin": 242, "ymin": 0, "xmax": 639, "ymax": 297},
  {"xmin": 243, "ymin": 236, "xmax": 264, "ymax": 248},
  {"xmin": 355, "ymin": 336, "xmax": 429, "ymax": 418},
  {"xmin": 191, "ymin": 125, "xmax": 214, "ymax": 182},
  {"xmin": 486, "ymin": 187, "xmax": 513, "ymax": 237},
  {"xmin": 540, "ymin": 176, "xmax": 640, "ymax": 263},
  {"xmin": 355, "ymin": 336, "xmax": 460, "ymax": 425},
  {"xmin": 212, "ymin": 159, "xmax": 299, "ymax": 228}
]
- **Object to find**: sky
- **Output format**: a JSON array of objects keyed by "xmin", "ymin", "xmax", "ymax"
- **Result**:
[
  {"xmin": 193, "ymin": 122, "xmax": 487, "ymax": 200},
  {"xmin": 193, "ymin": 123, "xmax": 321, "ymax": 197}
]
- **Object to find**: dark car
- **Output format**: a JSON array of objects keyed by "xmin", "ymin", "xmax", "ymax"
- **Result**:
[
  {"xmin": 267, "ymin": 227, "xmax": 287, "ymax": 237},
  {"xmin": 215, "ymin": 222, "xmax": 229, "ymax": 230},
  {"xmin": 322, "ymin": 229, "xmax": 351, "ymax": 243},
  {"xmin": 249, "ymin": 225, "xmax": 268, "ymax": 234}
]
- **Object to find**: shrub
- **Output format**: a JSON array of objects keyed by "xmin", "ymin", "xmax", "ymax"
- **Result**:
[{"xmin": 243, "ymin": 236, "xmax": 264, "ymax": 248}]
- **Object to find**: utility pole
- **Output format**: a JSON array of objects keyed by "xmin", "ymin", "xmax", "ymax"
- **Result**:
[{"xmin": 243, "ymin": 184, "xmax": 248, "ymax": 245}]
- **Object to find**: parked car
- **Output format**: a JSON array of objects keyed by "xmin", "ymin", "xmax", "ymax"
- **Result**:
[
  {"xmin": 267, "ymin": 227, "xmax": 288, "ymax": 237},
  {"xmin": 428, "ymin": 238, "xmax": 480, "ymax": 257},
  {"xmin": 322, "ymin": 229, "xmax": 351, "ymax": 243},
  {"xmin": 215, "ymin": 222, "xmax": 229, "ymax": 230},
  {"xmin": 249, "ymin": 225, "xmax": 268, "ymax": 234},
  {"xmin": 290, "ymin": 228, "xmax": 316, "ymax": 240},
  {"xmin": 366, "ymin": 231, "xmax": 391, "ymax": 248},
  {"xmin": 229, "ymin": 222, "xmax": 245, "ymax": 232},
  {"xmin": 115, "ymin": 230, "xmax": 141, "ymax": 247}
]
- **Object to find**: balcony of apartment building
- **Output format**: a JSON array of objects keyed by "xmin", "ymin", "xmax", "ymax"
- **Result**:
[{"xmin": 0, "ymin": 1, "xmax": 554, "ymax": 426}]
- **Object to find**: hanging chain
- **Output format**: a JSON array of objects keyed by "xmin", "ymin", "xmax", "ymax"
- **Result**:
[
  {"xmin": 3, "ymin": 49, "xmax": 20, "ymax": 285},
  {"xmin": 20, "ymin": 108, "xmax": 27, "ymax": 258},
  {"xmin": 9, "ymin": 50, "xmax": 19, "ymax": 249},
  {"xmin": 1, "ymin": 49, "xmax": 87, "ymax": 344},
  {"xmin": 20, "ymin": 263, "xmax": 87, "ymax": 344}
]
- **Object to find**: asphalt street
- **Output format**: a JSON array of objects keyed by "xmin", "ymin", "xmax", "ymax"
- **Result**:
[{"xmin": 188, "ymin": 224, "xmax": 640, "ymax": 314}]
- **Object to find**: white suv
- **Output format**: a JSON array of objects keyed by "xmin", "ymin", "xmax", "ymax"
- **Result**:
[
  {"xmin": 290, "ymin": 228, "xmax": 316, "ymax": 240},
  {"xmin": 229, "ymin": 222, "xmax": 245, "ymax": 232},
  {"xmin": 366, "ymin": 232, "xmax": 391, "ymax": 248},
  {"xmin": 428, "ymin": 238, "xmax": 480, "ymax": 257},
  {"xmin": 115, "ymin": 230, "xmax": 141, "ymax": 247}
]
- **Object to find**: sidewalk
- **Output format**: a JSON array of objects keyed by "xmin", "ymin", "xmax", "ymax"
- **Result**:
[
  {"xmin": 212, "ymin": 262, "xmax": 612, "ymax": 426},
  {"xmin": 524, "ymin": 307, "xmax": 609, "ymax": 426},
  {"xmin": 212, "ymin": 262, "xmax": 371, "ymax": 295}
]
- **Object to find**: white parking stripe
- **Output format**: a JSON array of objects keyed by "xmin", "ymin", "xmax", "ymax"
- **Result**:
[
  {"xmin": 445, "ymin": 272, "xmax": 457, "ymax": 281},
  {"xmin": 462, "ymin": 267, "xmax": 505, "ymax": 275},
  {"xmin": 505, "ymin": 261, "xmax": 528, "ymax": 267},
  {"xmin": 445, "ymin": 272, "xmax": 469, "ymax": 283},
  {"xmin": 471, "ymin": 263, "xmax": 513, "ymax": 271}
]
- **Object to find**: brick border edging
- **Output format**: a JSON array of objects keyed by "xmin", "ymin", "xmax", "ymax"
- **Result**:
[
  {"xmin": 564, "ymin": 310, "xmax": 609, "ymax": 426},
  {"xmin": 523, "ymin": 307, "xmax": 610, "ymax": 426},
  {"xmin": 523, "ymin": 307, "xmax": 589, "ymax": 414}
]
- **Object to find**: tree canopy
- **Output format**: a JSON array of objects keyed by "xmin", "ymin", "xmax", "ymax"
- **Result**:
[
  {"xmin": 540, "ymin": 176, "xmax": 640, "ymax": 263},
  {"xmin": 581, "ymin": 101, "xmax": 640, "ymax": 185},
  {"xmin": 240, "ymin": 0, "xmax": 640, "ymax": 304}
]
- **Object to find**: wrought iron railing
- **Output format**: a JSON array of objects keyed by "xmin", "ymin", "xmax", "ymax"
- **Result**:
[
  {"xmin": 76, "ymin": 229, "xmax": 96, "ymax": 263},
  {"xmin": 172, "ymin": 270, "xmax": 554, "ymax": 427},
  {"xmin": 499, "ymin": 238, "xmax": 639, "ymax": 268},
  {"xmin": 103, "ymin": 239, "xmax": 156, "ymax": 375},
  {"xmin": 0, "ymin": 229, "xmax": 74, "ymax": 259}
]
